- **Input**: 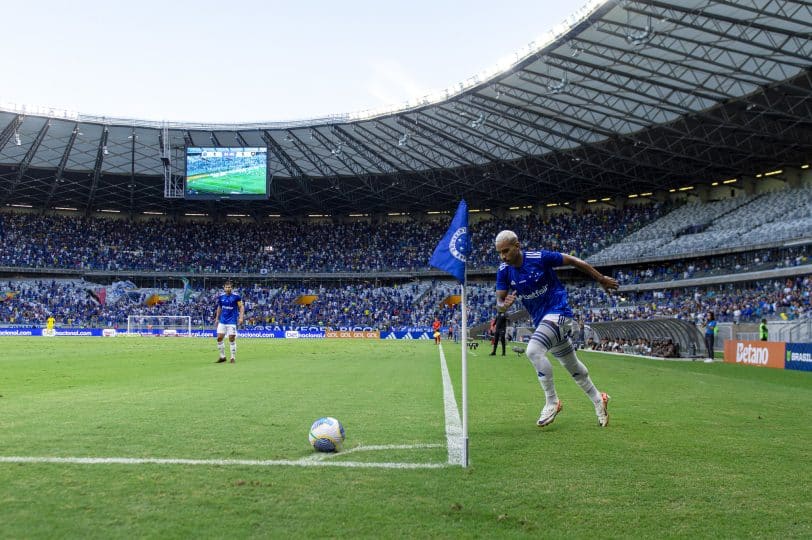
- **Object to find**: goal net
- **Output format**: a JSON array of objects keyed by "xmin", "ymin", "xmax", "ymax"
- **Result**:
[{"xmin": 126, "ymin": 315, "xmax": 192, "ymax": 336}]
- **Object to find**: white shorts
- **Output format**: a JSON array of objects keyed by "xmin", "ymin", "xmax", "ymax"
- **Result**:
[
  {"xmin": 532, "ymin": 314, "xmax": 577, "ymax": 348},
  {"xmin": 217, "ymin": 323, "xmax": 238, "ymax": 337}
]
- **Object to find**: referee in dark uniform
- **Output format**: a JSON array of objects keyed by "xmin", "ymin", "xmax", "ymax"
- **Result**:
[{"xmin": 490, "ymin": 311, "xmax": 508, "ymax": 356}]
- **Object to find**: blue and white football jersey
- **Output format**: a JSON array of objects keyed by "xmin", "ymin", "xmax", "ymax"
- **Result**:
[
  {"xmin": 495, "ymin": 250, "xmax": 572, "ymax": 327},
  {"xmin": 216, "ymin": 293, "xmax": 242, "ymax": 325}
]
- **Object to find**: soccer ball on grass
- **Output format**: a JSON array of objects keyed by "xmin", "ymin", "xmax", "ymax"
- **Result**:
[{"xmin": 308, "ymin": 417, "xmax": 345, "ymax": 452}]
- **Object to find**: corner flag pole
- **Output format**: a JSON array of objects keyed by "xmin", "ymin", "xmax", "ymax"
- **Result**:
[
  {"xmin": 461, "ymin": 269, "xmax": 469, "ymax": 468},
  {"xmin": 427, "ymin": 199, "xmax": 470, "ymax": 468}
]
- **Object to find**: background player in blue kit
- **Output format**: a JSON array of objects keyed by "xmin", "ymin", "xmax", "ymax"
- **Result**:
[
  {"xmin": 494, "ymin": 230, "xmax": 619, "ymax": 427},
  {"xmin": 214, "ymin": 280, "xmax": 245, "ymax": 363}
]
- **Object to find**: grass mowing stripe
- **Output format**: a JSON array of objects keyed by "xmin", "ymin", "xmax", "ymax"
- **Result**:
[{"xmin": 438, "ymin": 343, "xmax": 464, "ymax": 465}]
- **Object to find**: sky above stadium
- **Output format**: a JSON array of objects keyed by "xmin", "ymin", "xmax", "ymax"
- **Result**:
[{"xmin": 3, "ymin": 0, "xmax": 589, "ymax": 124}]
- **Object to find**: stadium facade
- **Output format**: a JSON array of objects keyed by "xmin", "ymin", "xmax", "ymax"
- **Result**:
[{"xmin": 0, "ymin": 0, "xmax": 809, "ymax": 218}]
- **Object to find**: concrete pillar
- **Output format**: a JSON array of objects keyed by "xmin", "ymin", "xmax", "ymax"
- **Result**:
[
  {"xmin": 741, "ymin": 175, "xmax": 757, "ymax": 196},
  {"xmin": 784, "ymin": 167, "xmax": 802, "ymax": 189},
  {"xmin": 654, "ymin": 189, "xmax": 668, "ymax": 203},
  {"xmin": 694, "ymin": 184, "xmax": 710, "ymax": 203},
  {"xmin": 491, "ymin": 206, "xmax": 509, "ymax": 220}
]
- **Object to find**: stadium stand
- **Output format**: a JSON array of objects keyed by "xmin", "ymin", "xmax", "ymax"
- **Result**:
[
  {"xmin": 588, "ymin": 188, "xmax": 812, "ymax": 264},
  {"xmin": 0, "ymin": 187, "xmax": 809, "ymax": 341},
  {"xmin": 0, "ymin": 203, "xmax": 663, "ymax": 273}
]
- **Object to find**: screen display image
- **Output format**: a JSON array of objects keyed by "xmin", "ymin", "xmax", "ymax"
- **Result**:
[{"xmin": 185, "ymin": 147, "xmax": 269, "ymax": 199}]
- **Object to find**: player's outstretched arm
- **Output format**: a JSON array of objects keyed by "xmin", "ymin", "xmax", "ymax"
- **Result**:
[{"xmin": 561, "ymin": 254, "xmax": 618, "ymax": 292}]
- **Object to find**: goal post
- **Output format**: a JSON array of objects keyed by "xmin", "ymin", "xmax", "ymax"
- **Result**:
[{"xmin": 126, "ymin": 315, "xmax": 192, "ymax": 336}]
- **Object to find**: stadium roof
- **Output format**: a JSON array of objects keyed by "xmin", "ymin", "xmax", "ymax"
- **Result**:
[{"xmin": 0, "ymin": 0, "xmax": 810, "ymax": 217}]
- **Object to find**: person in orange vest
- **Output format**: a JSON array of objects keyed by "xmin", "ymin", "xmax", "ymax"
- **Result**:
[{"xmin": 432, "ymin": 316, "xmax": 442, "ymax": 345}]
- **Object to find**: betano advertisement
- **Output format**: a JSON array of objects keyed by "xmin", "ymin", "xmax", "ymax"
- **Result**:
[
  {"xmin": 723, "ymin": 340, "xmax": 812, "ymax": 372},
  {"xmin": 724, "ymin": 340, "xmax": 786, "ymax": 369}
]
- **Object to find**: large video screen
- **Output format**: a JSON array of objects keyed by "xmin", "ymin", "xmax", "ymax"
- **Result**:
[{"xmin": 185, "ymin": 147, "xmax": 269, "ymax": 199}]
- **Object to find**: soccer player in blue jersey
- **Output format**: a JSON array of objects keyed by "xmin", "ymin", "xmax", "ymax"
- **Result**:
[
  {"xmin": 494, "ymin": 230, "xmax": 619, "ymax": 427},
  {"xmin": 214, "ymin": 280, "xmax": 244, "ymax": 363}
]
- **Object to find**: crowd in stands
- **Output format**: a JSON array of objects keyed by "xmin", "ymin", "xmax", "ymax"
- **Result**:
[
  {"xmin": 3, "ymin": 273, "xmax": 809, "ymax": 331},
  {"xmin": 0, "ymin": 204, "xmax": 662, "ymax": 274},
  {"xmin": 466, "ymin": 204, "xmax": 664, "ymax": 267},
  {"xmin": 571, "ymin": 275, "xmax": 812, "ymax": 324},
  {"xmin": 0, "ymin": 278, "xmax": 496, "ymax": 330},
  {"xmin": 612, "ymin": 246, "xmax": 809, "ymax": 285},
  {"xmin": 0, "ymin": 188, "xmax": 809, "ymax": 332},
  {"xmin": 588, "ymin": 187, "xmax": 812, "ymax": 265}
]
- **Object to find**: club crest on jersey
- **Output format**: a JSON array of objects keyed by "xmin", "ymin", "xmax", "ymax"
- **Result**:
[{"xmin": 449, "ymin": 227, "xmax": 468, "ymax": 262}]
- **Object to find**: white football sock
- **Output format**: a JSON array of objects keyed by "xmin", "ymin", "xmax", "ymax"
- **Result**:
[
  {"xmin": 526, "ymin": 339, "xmax": 557, "ymax": 405},
  {"xmin": 551, "ymin": 341, "xmax": 601, "ymax": 403},
  {"xmin": 217, "ymin": 341, "xmax": 226, "ymax": 357},
  {"xmin": 229, "ymin": 341, "xmax": 237, "ymax": 358}
]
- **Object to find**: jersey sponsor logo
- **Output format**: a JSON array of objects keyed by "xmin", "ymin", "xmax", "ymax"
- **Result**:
[{"xmin": 518, "ymin": 285, "xmax": 548, "ymax": 301}]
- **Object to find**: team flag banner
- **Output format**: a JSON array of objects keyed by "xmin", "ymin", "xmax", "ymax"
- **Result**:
[{"xmin": 429, "ymin": 200, "xmax": 471, "ymax": 283}]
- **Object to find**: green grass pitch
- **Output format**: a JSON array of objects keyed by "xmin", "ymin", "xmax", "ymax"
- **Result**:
[
  {"xmin": 186, "ymin": 167, "xmax": 266, "ymax": 195},
  {"xmin": 1, "ymin": 337, "xmax": 810, "ymax": 538}
]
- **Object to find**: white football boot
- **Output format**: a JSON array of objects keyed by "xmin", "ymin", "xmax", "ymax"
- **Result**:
[
  {"xmin": 595, "ymin": 392, "xmax": 610, "ymax": 427},
  {"xmin": 537, "ymin": 400, "xmax": 563, "ymax": 427}
]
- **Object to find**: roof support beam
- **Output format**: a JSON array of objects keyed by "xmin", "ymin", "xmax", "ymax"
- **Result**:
[
  {"xmin": 2, "ymin": 120, "xmax": 50, "ymax": 204},
  {"xmin": 640, "ymin": 0, "xmax": 812, "ymax": 40},
  {"xmin": 84, "ymin": 127, "xmax": 109, "ymax": 215},
  {"xmin": 43, "ymin": 122, "xmax": 80, "ymax": 211},
  {"xmin": 263, "ymin": 131, "xmax": 320, "ymax": 211},
  {"xmin": 0, "ymin": 114, "xmax": 24, "ymax": 151}
]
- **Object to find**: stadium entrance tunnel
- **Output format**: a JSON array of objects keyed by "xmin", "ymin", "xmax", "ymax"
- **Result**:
[{"xmin": 586, "ymin": 319, "xmax": 706, "ymax": 359}]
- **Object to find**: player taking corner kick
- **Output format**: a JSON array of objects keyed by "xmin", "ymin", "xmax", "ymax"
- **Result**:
[{"xmin": 494, "ymin": 230, "xmax": 618, "ymax": 428}]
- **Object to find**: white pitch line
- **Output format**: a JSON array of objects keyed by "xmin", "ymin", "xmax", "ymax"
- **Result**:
[
  {"xmin": 300, "ymin": 443, "xmax": 444, "ymax": 462},
  {"xmin": 438, "ymin": 344, "xmax": 464, "ymax": 466},
  {"xmin": 0, "ymin": 456, "xmax": 447, "ymax": 470},
  {"xmin": 320, "ymin": 443, "xmax": 444, "ymax": 458}
]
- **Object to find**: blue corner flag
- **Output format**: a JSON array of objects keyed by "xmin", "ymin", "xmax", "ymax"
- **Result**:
[{"xmin": 429, "ymin": 200, "xmax": 471, "ymax": 283}]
